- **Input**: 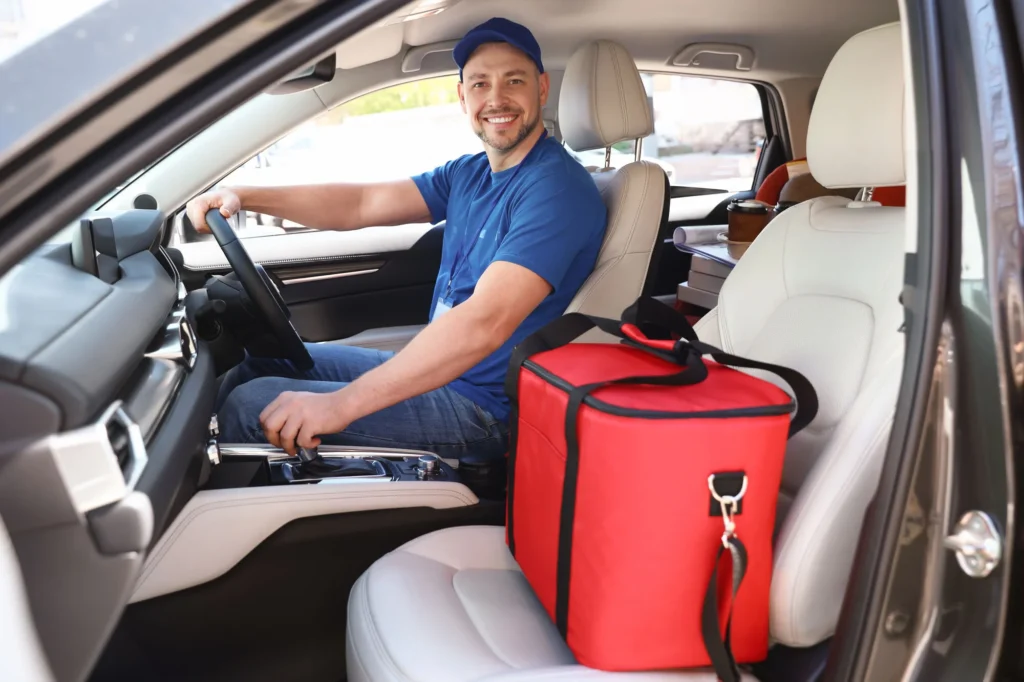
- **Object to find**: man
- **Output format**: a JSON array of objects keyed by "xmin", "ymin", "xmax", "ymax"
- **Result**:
[{"xmin": 187, "ymin": 17, "xmax": 607, "ymax": 459}]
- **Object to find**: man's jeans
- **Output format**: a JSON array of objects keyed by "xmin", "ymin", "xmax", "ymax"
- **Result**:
[{"xmin": 215, "ymin": 343, "xmax": 509, "ymax": 461}]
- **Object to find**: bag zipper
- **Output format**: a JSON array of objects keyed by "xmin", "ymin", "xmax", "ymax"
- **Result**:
[{"xmin": 523, "ymin": 360, "xmax": 795, "ymax": 420}]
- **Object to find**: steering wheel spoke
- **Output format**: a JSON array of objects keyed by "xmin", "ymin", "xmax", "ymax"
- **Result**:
[{"xmin": 205, "ymin": 210, "xmax": 313, "ymax": 370}]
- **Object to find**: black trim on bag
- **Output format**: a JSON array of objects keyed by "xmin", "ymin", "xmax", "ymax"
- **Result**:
[
  {"xmin": 555, "ymin": 382, "xmax": 599, "ymax": 636},
  {"xmin": 524, "ymin": 361, "xmax": 797, "ymax": 421},
  {"xmin": 506, "ymin": 404, "xmax": 519, "ymax": 557}
]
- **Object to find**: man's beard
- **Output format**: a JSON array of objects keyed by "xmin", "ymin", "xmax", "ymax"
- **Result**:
[{"xmin": 475, "ymin": 108, "xmax": 540, "ymax": 153}]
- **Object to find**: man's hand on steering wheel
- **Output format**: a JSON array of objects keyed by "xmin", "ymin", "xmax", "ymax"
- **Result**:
[
  {"xmin": 186, "ymin": 188, "xmax": 242, "ymax": 233},
  {"xmin": 186, "ymin": 192, "xmax": 314, "ymax": 371}
]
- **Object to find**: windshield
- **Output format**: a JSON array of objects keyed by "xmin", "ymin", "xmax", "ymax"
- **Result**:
[
  {"xmin": 0, "ymin": 0, "xmax": 252, "ymax": 168},
  {"xmin": 0, "ymin": 0, "xmax": 108, "ymax": 63}
]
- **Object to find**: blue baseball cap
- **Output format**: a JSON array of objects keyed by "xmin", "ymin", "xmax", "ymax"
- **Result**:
[{"xmin": 453, "ymin": 17, "xmax": 544, "ymax": 81}]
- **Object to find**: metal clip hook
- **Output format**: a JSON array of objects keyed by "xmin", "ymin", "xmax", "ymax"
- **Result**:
[{"xmin": 708, "ymin": 474, "xmax": 748, "ymax": 547}]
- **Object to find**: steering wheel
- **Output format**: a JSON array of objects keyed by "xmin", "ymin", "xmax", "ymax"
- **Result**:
[{"xmin": 205, "ymin": 209, "xmax": 314, "ymax": 371}]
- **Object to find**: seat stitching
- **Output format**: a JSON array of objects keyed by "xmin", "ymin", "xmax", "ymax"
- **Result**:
[
  {"xmin": 610, "ymin": 43, "xmax": 629, "ymax": 137},
  {"xmin": 360, "ymin": 572, "xmax": 415, "ymax": 682},
  {"xmin": 775, "ymin": 404, "xmax": 895, "ymax": 644},
  {"xmin": 453, "ymin": 572, "xmax": 521, "ymax": 672},
  {"xmin": 790, "ymin": 417, "xmax": 893, "ymax": 642},
  {"xmin": 567, "ymin": 166, "xmax": 656, "ymax": 313},
  {"xmin": 716, "ymin": 295, "xmax": 735, "ymax": 351},
  {"xmin": 781, "ymin": 212, "xmax": 792, "ymax": 299},
  {"xmin": 620, "ymin": 164, "xmax": 654, "ymax": 252},
  {"xmin": 599, "ymin": 166, "xmax": 651, "ymax": 262},
  {"xmin": 567, "ymin": 257, "xmax": 634, "ymax": 312}
]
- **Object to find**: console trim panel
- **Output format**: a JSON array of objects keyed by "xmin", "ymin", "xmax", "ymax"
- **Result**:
[
  {"xmin": 129, "ymin": 481, "xmax": 479, "ymax": 603},
  {"xmin": 218, "ymin": 443, "xmax": 455, "ymax": 464}
]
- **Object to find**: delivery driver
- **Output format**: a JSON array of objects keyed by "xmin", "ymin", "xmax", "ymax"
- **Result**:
[{"xmin": 186, "ymin": 18, "xmax": 607, "ymax": 460}]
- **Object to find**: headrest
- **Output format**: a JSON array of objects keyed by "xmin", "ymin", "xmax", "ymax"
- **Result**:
[
  {"xmin": 806, "ymin": 22, "xmax": 905, "ymax": 188},
  {"xmin": 558, "ymin": 40, "xmax": 654, "ymax": 152}
]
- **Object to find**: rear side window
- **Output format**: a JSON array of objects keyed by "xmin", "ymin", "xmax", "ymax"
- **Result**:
[{"xmin": 565, "ymin": 73, "xmax": 766, "ymax": 192}]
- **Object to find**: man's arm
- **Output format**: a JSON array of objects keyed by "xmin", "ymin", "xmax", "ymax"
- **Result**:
[
  {"xmin": 186, "ymin": 179, "xmax": 432, "ymax": 233},
  {"xmin": 258, "ymin": 261, "xmax": 551, "ymax": 452},
  {"xmin": 237, "ymin": 180, "xmax": 432, "ymax": 231},
  {"xmin": 338, "ymin": 261, "xmax": 551, "ymax": 417}
]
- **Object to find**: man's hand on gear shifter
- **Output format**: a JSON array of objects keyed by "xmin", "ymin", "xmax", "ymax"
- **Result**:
[{"xmin": 185, "ymin": 188, "xmax": 242, "ymax": 234}]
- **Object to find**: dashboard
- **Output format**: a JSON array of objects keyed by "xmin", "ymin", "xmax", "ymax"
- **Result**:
[{"xmin": 0, "ymin": 209, "xmax": 216, "ymax": 682}]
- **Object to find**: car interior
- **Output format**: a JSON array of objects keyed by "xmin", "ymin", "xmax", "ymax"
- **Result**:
[{"xmin": 0, "ymin": 0, "xmax": 917, "ymax": 681}]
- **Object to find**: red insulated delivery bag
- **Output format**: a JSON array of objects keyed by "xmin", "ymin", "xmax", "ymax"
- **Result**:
[{"xmin": 503, "ymin": 299, "xmax": 817, "ymax": 680}]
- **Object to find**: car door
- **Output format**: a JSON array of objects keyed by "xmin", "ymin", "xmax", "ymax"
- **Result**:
[{"xmin": 167, "ymin": 75, "xmax": 479, "ymax": 345}]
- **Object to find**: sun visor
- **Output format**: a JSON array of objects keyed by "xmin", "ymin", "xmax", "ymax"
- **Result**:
[
  {"xmin": 335, "ymin": 23, "xmax": 405, "ymax": 69},
  {"xmin": 381, "ymin": 0, "xmax": 463, "ymax": 25}
]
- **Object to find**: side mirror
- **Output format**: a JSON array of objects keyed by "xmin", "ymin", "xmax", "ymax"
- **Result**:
[{"xmin": 266, "ymin": 53, "xmax": 336, "ymax": 95}]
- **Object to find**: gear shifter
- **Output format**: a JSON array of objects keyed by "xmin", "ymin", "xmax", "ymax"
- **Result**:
[
  {"xmin": 282, "ymin": 445, "xmax": 387, "ymax": 482},
  {"xmin": 297, "ymin": 446, "xmax": 319, "ymax": 464}
]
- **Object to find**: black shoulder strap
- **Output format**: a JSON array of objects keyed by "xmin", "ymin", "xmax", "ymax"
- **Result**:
[{"xmin": 702, "ymin": 537, "xmax": 748, "ymax": 682}]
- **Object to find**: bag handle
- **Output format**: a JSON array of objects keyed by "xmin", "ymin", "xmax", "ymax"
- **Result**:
[
  {"xmin": 619, "ymin": 302, "xmax": 818, "ymax": 437},
  {"xmin": 505, "ymin": 298, "xmax": 701, "ymax": 399},
  {"xmin": 507, "ymin": 298, "xmax": 819, "ymax": 438},
  {"xmin": 622, "ymin": 296, "xmax": 699, "ymax": 342}
]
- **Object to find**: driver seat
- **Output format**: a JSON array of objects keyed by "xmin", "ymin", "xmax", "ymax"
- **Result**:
[
  {"xmin": 332, "ymin": 39, "xmax": 667, "ymax": 350},
  {"xmin": 344, "ymin": 22, "xmax": 907, "ymax": 682}
]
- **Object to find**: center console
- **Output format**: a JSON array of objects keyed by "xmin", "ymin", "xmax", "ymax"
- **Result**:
[
  {"xmin": 203, "ymin": 415, "xmax": 506, "ymax": 501},
  {"xmin": 130, "ymin": 415, "xmax": 507, "ymax": 605},
  {"xmin": 212, "ymin": 443, "xmax": 462, "ymax": 484}
]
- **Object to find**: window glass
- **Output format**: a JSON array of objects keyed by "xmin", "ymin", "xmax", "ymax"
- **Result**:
[
  {"xmin": 177, "ymin": 72, "xmax": 767, "ymax": 243},
  {"xmin": 1, "ymin": 0, "xmax": 108, "ymax": 62},
  {"xmin": 566, "ymin": 73, "xmax": 765, "ymax": 192},
  {"xmin": 202, "ymin": 75, "xmax": 477, "ymax": 238}
]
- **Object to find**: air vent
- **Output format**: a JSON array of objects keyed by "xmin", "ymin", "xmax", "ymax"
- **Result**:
[
  {"xmin": 48, "ymin": 401, "xmax": 150, "ymax": 515},
  {"xmin": 103, "ymin": 404, "xmax": 148, "ymax": 490},
  {"xmin": 106, "ymin": 418, "xmax": 132, "ymax": 472}
]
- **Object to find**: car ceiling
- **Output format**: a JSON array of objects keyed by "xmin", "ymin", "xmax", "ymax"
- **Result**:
[{"xmin": 343, "ymin": 0, "xmax": 901, "ymax": 82}]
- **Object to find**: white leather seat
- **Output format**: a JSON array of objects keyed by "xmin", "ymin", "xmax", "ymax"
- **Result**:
[
  {"xmin": 345, "ymin": 21, "xmax": 907, "ymax": 682},
  {"xmin": 0, "ymin": 515, "xmax": 54, "ymax": 682},
  {"xmin": 333, "ymin": 39, "xmax": 667, "ymax": 350}
]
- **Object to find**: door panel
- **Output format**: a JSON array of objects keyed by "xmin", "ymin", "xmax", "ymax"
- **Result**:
[
  {"xmin": 174, "ymin": 222, "xmax": 444, "ymax": 342},
  {"xmin": 283, "ymin": 224, "xmax": 442, "ymax": 342},
  {"xmin": 174, "ymin": 222, "xmax": 433, "ymax": 270}
]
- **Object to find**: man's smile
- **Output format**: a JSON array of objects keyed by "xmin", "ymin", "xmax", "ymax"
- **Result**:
[{"xmin": 482, "ymin": 113, "xmax": 520, "ymax": 129}]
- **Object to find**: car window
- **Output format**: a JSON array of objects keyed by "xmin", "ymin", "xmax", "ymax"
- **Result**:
[
  {"xmin": 565, "ymin": 73, "xmax": 765, "ymax": 192},
  {"xmin": 174, "ymin": 75, "xmax": 478, "ymax": 242},
  {"xmin": 0, "ymin": 0, "xmax": 108, "ymax": 62}
]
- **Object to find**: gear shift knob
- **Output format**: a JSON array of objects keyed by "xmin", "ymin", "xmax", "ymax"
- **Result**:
[{"xmin": 296, "ymin": 446, "xmax": 319, "ymax": 463}]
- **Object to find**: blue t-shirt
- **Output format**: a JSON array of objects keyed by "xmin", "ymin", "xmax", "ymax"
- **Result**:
[{"xmin": 412, "ymin": 135, "xmax": 607, "ymax": 422}]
